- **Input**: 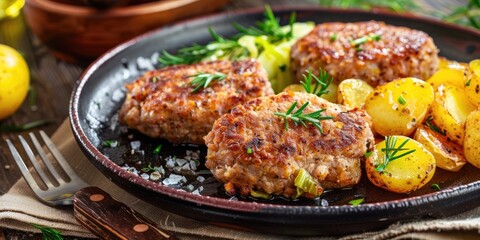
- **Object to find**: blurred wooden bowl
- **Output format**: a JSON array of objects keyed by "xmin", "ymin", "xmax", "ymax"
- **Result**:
[{"xmin": 24, "ymin": 0, "xmax": 229, "ymax": 63}]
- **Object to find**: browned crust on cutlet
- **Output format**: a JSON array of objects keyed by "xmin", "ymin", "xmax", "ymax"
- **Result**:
[
  {"xmin": 204, "ymin": 91, "xmax": 375, "ymax": 198},
  {"xmin": 290, "ymin": 21, "xmax": 439, "ymax": 87},
  {"xmin": 118, "ymin": 59, "xmax": 274, "ymax": 144}
]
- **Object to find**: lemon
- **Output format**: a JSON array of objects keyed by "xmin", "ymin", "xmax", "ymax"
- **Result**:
[{"xmin": 0, "ymin": 44, "xmax": 29, "ymax": 120}]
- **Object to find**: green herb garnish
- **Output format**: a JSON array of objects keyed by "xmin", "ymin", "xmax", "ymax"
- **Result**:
[
  {"xmin": 142, "ymin": 163, "xmax": 162, "ymax": 172},
  {"xmin": 0, "ymin": 120, "xmax": 52, "ymax": 132},
  {"xmin": 31, "ymin": 224, "xmax": 63, "ymax": 240},
  {"xmin": 398, "ymin": 95, "xmax": 406, "ymax": 105},
  {"xmin": 250, "ymin": 189, "xmax": 271, "ymax": 199},
  {"xmin": 189, "ymin": 72, "xmax": 226, "ymax": 92},
  {"xmin": 466, "ymin": 78, "xmax": 472, "ymax": 86},
  {"xmin": 444, "ymin": 0, "xmax": 480, "ymax": 29},
  {"xmin": 330, "ymin": 33, "xmax": 338, "ymax": 41},
  {"xmin": 247, "ymin": 148, "xmax": 253, "ymax": 154},
  {"xmin": 153, "ymin": 144, "xmax": 162, "ymax": 154},
  {"xmin": 195, "ymin": 170, "xmax": 213, "ymax": 175},
  {"xmin": 365, "ymin": 151, "xmax": 373, "ymax": 157},
  {"xmin": 294, "ymin": 168, "xmax": 321, "ymax": 198},
  {"xmin": 425, "ymin": 116, "xmax": 445, "ymax": 136},
  {"xmin": 375, "ymin": 136, "xmax": 416, "ymax": 172},
  {"xmin": 102, "ymin": 140, "xmax": 118, "ymax": 148},
  {"xmin": 431, "ymin": 183, "xmax": 441, "ymax": 191},
  {"xmin": 29, "ymin": 85, "xmax": 37, "ymax": 110},
  {"xmin": 233, "ymin": 5, "xmax": 296, "ymax": 43},
  {"xmin": 349, "ymin": 198, "xmax": 364, "ymax": 206},
  {"xmin": 274, "ymin": 101, "xmax": 333, "ymax": 133},
  {"xmin": 318, "ymin": 0, "xmax": 417, "ymax": 13},
  {"xmin": 350, "ymin": 33, "xmax": 382, "ymax": 48},
  {"xmin": 301, "ymin": 69, "xmax": 333, "ymax": 98},
  {"xmin": 159, "ymin": 28, "xmax": 248, "ymax": 66}
]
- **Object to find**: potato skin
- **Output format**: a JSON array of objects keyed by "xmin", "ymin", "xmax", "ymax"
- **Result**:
[
  {"xmin": 427, "ymin": 68, "xmax": 467, "ymax": 89},
  {"xmin": 414, "ymin": 125, "xmax": 466, "ymax": 172},
  {"xmin": 364, "ymin": 78, "xmax": 434, "ymax": 136},
  {"xmin": 431, "ymin": 84, "xmax": 476, "ymax": 146},
  {"xmin": 464, "ymin": 60, "xmax": 480, "ymax": 108},
  {"xmin": 365, "ymin": 136, "xmax": 436, "ymax": 193},
  {"xmin": 337, "ymin": 79, "xmax": 374, "ymax": 109},
  {"xmin": 464, "ymin": 110, "xmax": 480, "ymax": 169}
]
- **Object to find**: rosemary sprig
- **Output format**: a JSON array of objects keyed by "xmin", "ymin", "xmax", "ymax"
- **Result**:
[
  {"xmin": 375, "ymin": 136, "xmax": 416, "ymax": 172},
  {"xmin": 301, "ymin": 69, "xmax": 333, "ymax": 97},
  {"xmin": 0, "ymin": 120, "xmax": 53, "ymax": 132},
  {"xmin": 233, "ymin": 5, "xmax": 296, "ymax": 43},
  {"xmin": 443, "ymin": 0, "xmax": 480, "ymax": 29},
  {"xmin": 158, "ymin": 28, "xmax": 248, "ymax": 66},
  {"xmin": 31, "ymin": 224, "xmax": 63, "ymax": 240},
  {"xmin": 425, "ymin": 116, "xmax": 445, "ymax": 135},
  {"xmin": 189, "ymin": 72, "xmax": 226, "ymax": 92},
  {"xmin": 318, "ymin": 0, "xmax": 417, "ymax": 13},
  {"xmin": 274, "ymin": 101, "xmax": 333, "ymax": 133}
]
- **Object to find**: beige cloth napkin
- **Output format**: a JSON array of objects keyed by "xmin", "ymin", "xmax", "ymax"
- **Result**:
[{"xmin": 1, "ymin": 119, "xmax": 480, "ymax": 240}]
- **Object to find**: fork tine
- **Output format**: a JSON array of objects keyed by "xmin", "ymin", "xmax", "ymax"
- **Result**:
[
  {"xmin": 30, "ymin": 132, "xmax": 66, "ymax": 185},
  {"xmin": 39, "ymin": 130, "xmax": 79, "ymax": 180},
  {"xmin": 18, "ymin": 135, "xmax": 55, "ymax": 189},
  {"xmin": 7, "ymin": 139, "xmax": 44, "ymax": 193}
]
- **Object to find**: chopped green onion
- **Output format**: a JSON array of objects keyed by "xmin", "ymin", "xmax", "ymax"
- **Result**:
[
  {"xmin": 466, "ymin": 78, "xmax": 472, "ymax": 86},
  {"xmin": 431, "ymin": 183, "xmax": 441, "ymax": 191},
  {"xmin": 102, "ymin": 140, "xmax": 118, "ymax": 148},
  {"xmin": 294, "ymin": 168, "xmax": 320, "ymax": 198},
  {"xmin": 398, "ymin": 95, "xmax": 406, "ymax": 105},
  {"xmin": 153, "ymin": 144, "xmax": 163, "ymax": 154},
  {"xmin": 365, "ymin": 151, "xmax": 373, "ymax": 157},
  {"xmin": 330, "ymin": 33, "xmax": 338, "ymax": 41},
  {"xmin": 247, "ymin": 148, "xmax": 253, "ymax": 154},
  {"xmin": 348, "ymin": 198, "xmax": 364, "ymax": 206},
  {"xmin": 250, "ymin": 189, "xmax": 271, "ymax": 199},
  {"xmin": 142, "ymin": 163, "xmax": 163, "ymax": 172},
  {"xmin": 350, "ymin": 33, "xmax": 382, "ymax": 47}
]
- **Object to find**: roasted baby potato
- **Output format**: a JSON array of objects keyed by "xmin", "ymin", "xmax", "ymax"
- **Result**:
[
  {"xmin": 365, "ymin": 135, "xmax": 436, "ymax": 193},
  {"xmin": 464, "ymin": 110, "xmax": 480, "ymax": 169},
  {"xmin": 438, "ymin": 57, "xmax": 468, "ymax": 70},
  {"xmin": 431, "ymin": 84, "xmax": 476, "ymax": 145},
  {"xmin": 337, "ymin": 79, "xmax": 374, "ymax": 109},
  {"xmin": 364, "ymin": 78, "xmax": 434, "ymax": 136},
  {"xmin": 414, "ymin": 125, "xmax": 466, "ymax": 172},
  {"xmin": 427, "ymin": 68, "xmax": 467, "ymax": 89},
  {"xmin": 464, "ymin": 59, "xmax": 480, "ymax": 107}
]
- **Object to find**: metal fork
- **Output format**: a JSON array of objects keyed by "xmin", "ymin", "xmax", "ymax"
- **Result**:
[
  {"xmin": 6, "ymin": 130, "xmax": 176, "ymax": 239},
  {"xmin": 6, "ymin": 130, "xmax": 88, "ymax": 206}
]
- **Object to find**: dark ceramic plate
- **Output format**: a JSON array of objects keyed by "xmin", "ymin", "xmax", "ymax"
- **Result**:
[{"xmin": 70, "ymin": 6, "xmax": 480, "ymax": 236}]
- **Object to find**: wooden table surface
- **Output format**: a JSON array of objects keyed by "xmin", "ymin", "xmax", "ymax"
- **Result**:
[{"xmin": 0, "ymin": 0, "xmax": 469, "ymax": 239}]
